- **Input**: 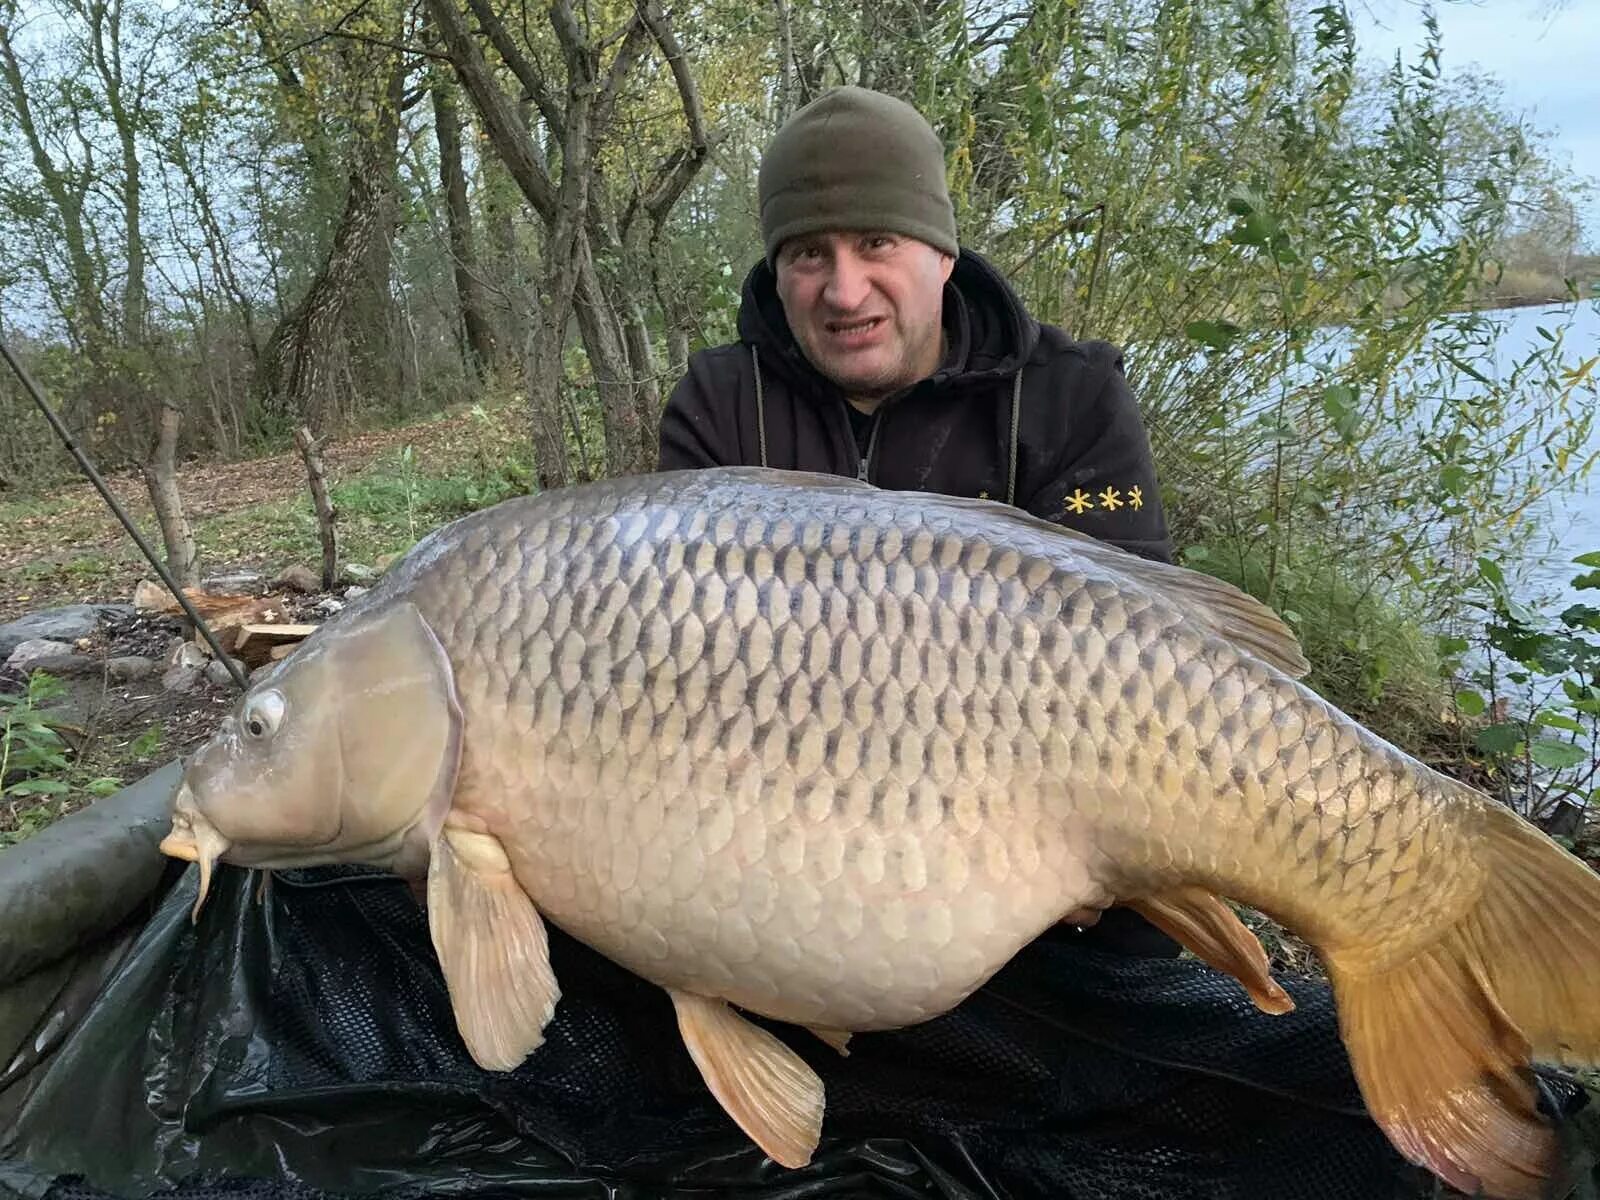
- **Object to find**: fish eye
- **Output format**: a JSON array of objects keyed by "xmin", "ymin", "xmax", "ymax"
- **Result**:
[{"xmin": 242, "ymin": 690, "xmax": 286, "ymax": 740}]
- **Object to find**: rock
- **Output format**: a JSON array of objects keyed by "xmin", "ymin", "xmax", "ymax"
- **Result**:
[
  {"xmin": 205, "ymin": 657, "xmax": 246, "ymax": 688},
  {"xmin": 0, "ymin": 604, "xmax": 131, "ymax": 659},
  {"xmin": 272, "ymin": 565, "xmax": 324, "ymax": 594},
  {"xmin": 6, "ymin": 639, "xmax": 74, "ymax": 671},
  {"xmin": 342, "ymin": 563, "xmax": 378, "ymax": 584},
  {"xmin": 343, "ymin": 585, "xmax": 369, "ymax": 601},
  {"xmin": 106, "ymin": 656, "xmax": 157, "ymax": 682},
  {"xmin": 201, "ymin": 570, "xmax": 266, "ymax": 594},
  {"xmin": 24, "ymin": 653, "xmax": 106, "ymax": 679},
  {"xmin": 161, "ymin": 664, "xmax": 202, "ymax": 693},
  {"xmin": 166, "ymin": 641, "xmax": 209, "ymax": 670},
  {"xmin": 313, "ymin": 597, "xmax": 345, "ymax": 616}
]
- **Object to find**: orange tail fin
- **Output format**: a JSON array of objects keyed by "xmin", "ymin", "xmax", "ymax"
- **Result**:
[{"xmin": 1326, "ymin": 803, "xmax": 1600, "ymax": 1199}]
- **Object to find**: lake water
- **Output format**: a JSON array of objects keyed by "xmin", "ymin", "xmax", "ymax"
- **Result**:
[{"xmin": 1465, "ymin": 300, "xmax": 1600, "ymax": 619}]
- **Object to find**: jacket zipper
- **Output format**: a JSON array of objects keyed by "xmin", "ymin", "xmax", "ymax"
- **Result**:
[{"xmin": 853, "ymin": 403, "xmax": 884, "ymax": 483}]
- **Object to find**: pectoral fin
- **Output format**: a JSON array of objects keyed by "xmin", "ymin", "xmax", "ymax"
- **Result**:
[
  {"xmin": 806, "ymin": 1026, "xmax": 852, "ymax": 1056},
  {"xmin": 670, "ymin": 989, "xmax": 825, "ymax": 1168},
  {"xmin": 427, "ymin": 825, "xmax": 560, "ymax": 1071},
  {"xmin": 1125, "ymin": 887, "xmax": 1295, "ymax": 1015}
]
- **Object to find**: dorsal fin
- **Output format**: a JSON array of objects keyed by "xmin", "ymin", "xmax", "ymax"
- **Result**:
[
  {"xmin": 1072, "ymin": 542, "xmax": 1311, "ymax": 679},
  {"xmin": 676, "ymin": 468, "xmax": 1311, "ymax": 679},
  {"xmin": 907, "ymin": 487, "xmax": 1312, "ymax": 679}
]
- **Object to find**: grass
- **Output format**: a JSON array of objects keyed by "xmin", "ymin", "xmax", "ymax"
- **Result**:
[
  {"xmin": 0, "ymin": 398, "xmax": 541, "ymax": 615},
  {"xmin": 185, "ymin": 444, "xmax": 536, "ymax": 578},
  {"xmin": 0, "ymin": 492, "xmax": 76, "ymax": 524}
]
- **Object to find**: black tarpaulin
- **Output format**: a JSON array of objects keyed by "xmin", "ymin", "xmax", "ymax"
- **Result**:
[{"xmin": 1, "ymin": 765, "xmax": 1595, "ymax": 1200}]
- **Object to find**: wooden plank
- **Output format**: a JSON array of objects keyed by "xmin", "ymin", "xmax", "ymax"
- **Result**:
[{"xmin": 232, "ymin": 623, "xmax": 318, "ymax": 668}]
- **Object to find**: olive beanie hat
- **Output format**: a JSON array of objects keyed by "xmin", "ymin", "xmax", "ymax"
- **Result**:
[{"xmin": 758, "ymin": 85, "xmax": 958, "ymax": 266}]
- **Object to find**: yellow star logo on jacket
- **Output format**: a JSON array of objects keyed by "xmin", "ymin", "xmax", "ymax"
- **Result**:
[
  {"xmin": 1065, "ymin": 488, "xmax": 1094, "ymax": 514},
  {"xmin": 1128, "ymin": 485, "xmax": 1143, "ymax": 510},
  {"xmin": 1098, "ymin": 486, "xmax": 1123, "ymax": 510}
]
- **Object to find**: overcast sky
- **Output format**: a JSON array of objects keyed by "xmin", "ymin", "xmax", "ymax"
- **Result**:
[{"xmin": 1351, "ymin": 0, "xmax": 1600, "ymax": 244}]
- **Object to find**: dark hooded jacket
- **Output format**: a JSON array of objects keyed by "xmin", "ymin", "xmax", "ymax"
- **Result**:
[
  {"xmin": 657, "ymin": 248, "xmax": 1180, "ymax": 958},
  {"xmin": 657, "ymin": 248, "xmax": 1173, "ymax": 565}
]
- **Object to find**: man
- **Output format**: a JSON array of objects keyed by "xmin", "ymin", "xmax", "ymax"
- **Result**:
[
  {"xmin": 659, "ymin": 86, "xmax": 1171, "ymax": 569},
  {"xmin": 657, "ymin": 84, "xmax": 1176, "ymax": 956}
]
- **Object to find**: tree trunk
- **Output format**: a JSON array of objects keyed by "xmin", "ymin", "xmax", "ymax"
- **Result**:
[
  {"xmin": 293, "ymin": 426, "xmax": 339, "ymax": 589},
  {"xmin": 343, "ymin": 57, "xmax": 408, "ymax": 425},
  {"xmin": 259, "ymin": 54, "xmax": 407, "ymax": 430},
  {"xmin": 0, "ymin": 20, "xmax": 110, "ymax": 438},
  {"xmin": 525, "ymin": 310, "xmax": 573, "ymax": 490},
  {"xmin": 429, "ymin": 0, "xmax": 716, "ymax": 477},
  {"xmin": 432, "ymin": 77, "xmax": 498, "ymax": 377},
  {"xmin": 142, "ymin": 401, "xmax": 198, "ymax": 587},
  {"xmin": 573, "ymin": 252, "xmax": 640, "ymax": 478},
  {"xmin": 617, "ymin": 291, "xmax": 662, "ymax": 467}
]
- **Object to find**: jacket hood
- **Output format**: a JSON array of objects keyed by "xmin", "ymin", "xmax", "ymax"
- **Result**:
[{"xmin": 735, "ymin": 246, "xmax": 1042, "ymax": 402}]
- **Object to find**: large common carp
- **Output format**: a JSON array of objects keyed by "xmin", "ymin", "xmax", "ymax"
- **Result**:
[{"xmin": 158, "ymin": 466, "xmax": 1600, "ymax": 1199}]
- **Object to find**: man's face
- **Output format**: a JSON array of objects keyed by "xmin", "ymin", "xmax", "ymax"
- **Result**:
[{"xmin": 774, "ymin": 230, "xmax": 955, "ymax": 403}]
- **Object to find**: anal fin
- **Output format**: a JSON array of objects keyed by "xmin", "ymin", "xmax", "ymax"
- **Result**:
[
  {"xmin": 671, "ymin": 990, "xmax": 825, "ymax": 1168},
  {"xmin": 1125, "ymin": 887, "xmax": 1294, "ymax": 1015},
  {"xmin": 427, "ymin": 825, "xmax": 560, "ymax": 1071}
]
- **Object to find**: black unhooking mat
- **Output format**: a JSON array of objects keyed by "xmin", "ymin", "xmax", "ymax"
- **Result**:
[{"xmin": 2, "ymin": 764, "xmax": 1596, "ymax": 1200}]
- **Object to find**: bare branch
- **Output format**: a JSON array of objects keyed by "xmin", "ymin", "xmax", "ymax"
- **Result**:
[
  {"xmin": 243, "ymin": 0, "xmax": 378, "ymax": 93},
  {"xmin": 615, "ymin": 0, "xmax": 722, "ymax": 240},
  {"xmin": 463, "ymin": 0, "xmax": 565, "ymax": 144},
  {"xmin": 636, "ymin": 0, "xmax": 706, "ymax": 147},
  {"xmin": 320, "ymin": 28, "xmax": 451, "ymax": 65},
  {"xmin": 969, "ymin": 9, "xmax": 1027, "ymax": 51},
  {"xmin": 425, "ymin": 0, "xmax": 557, "ymax": 222},
  {"xmin": 592, "ymin": 13, "xmax": 648, "ymax": 138}
]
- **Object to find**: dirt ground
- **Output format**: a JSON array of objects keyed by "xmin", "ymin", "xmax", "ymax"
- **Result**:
[{"xmin": 0, "ymin": 412, "xmax": 490, "ymax": 625}]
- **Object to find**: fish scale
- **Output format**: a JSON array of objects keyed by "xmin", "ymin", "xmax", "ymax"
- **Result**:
[
  {"xmin": 410, "ymin": 478, "xmax": 1333, "ymax": 1026},
  {"xmin": 161, "ymin": 467, "xmax": 1600, "ymax": 1197}
]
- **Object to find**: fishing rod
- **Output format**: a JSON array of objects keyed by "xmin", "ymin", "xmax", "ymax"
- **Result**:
[{"xmin": 0, "ymin": 331, "xmax": 250, "ymax": 692}]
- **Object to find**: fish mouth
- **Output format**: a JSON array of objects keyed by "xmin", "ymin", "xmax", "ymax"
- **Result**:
[{"xmin": 159, "ymin": 784, "xmax": 232, "ymax": 922}]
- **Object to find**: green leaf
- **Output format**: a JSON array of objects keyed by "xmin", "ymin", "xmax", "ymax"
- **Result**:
[
  {"xmin": 1560, "ymin": 604, "xmax": 1600, "ymax": 632},
  {"xmin": 1185, "ymin": 320, "xmax": 1242, "ymax": 349},
  {"xmin": 7, "ymin": 778, "xmax": 71, "ymax": 796},
  {"xmin": 1534, "ymin": 711, "xmax": 1585, "ymax": 734},
  {"xmin": 1573, "ymin": 570, "xmax": 1600, "ymax": 591},
  {"xmin": 1573, "ymin": 551, "xmax": 1600, "ymax": 568},
  {"xmin": 1232, "ymin": 211, "xmax": 1279, "ymax": 248},
  {"xmin": 1454, "ymin": 689, "xmax": 1486, "ymax": 716},
  {"xmin": 1475, "ymin": 723, "xmax": 1522, "ymax": 755},
  {"xmin": 1439, "ymin": 464, "xmax": 1469, "ymax": 496},
  {"xmin": 1321, "ymin": 384, "xmax": 1360, "ymax": 442},
  {"xmin": 1562, "ymin": 680, "xmax": 1600, "ymax": 708},
  {"xmin": 1529, "ymin": 740, "xmax": 1586, "ymax": 770},
  {"xmin": 1476, "ymin": 556, "xmax": 1505, "ymax": 589},
  {"xmin": 1437, "ymin": 635, "xmax": 1470, "ymax": 657}
]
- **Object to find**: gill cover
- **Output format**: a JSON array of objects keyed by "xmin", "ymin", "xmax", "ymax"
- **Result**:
[{"xmin": 160, "ymin": 600, "xmax": 462, "ymax": 911}]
